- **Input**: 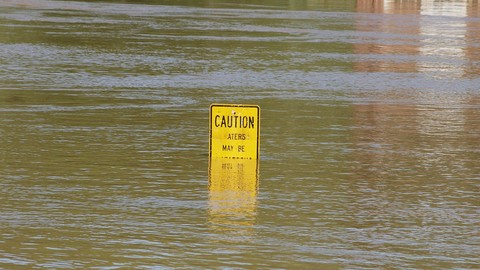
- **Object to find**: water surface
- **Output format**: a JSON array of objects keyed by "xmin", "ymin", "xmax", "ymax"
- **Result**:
[{"xmin": 1, "ymin": 0, "xmax": 479, "ymax": 269}]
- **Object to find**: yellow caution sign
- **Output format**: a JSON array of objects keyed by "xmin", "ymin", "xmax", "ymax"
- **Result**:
[{"xmin": 209, "ymin": 104, "xmax": 260, "ymax": 160}]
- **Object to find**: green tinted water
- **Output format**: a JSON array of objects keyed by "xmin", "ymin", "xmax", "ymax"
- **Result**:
[{"xmin": 1, "ymin": 0, "xmax": 479, "ymax": 269}]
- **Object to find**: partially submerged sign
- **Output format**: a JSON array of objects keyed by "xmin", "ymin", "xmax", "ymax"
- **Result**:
[{"xmin": 209, "ymin": 104, "xmax": 260, "ymax": 160}]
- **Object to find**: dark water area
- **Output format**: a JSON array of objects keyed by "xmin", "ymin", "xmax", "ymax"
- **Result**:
[{"xmin": 1, "ymin": 0, "xmax": 479, "ymax": 269}]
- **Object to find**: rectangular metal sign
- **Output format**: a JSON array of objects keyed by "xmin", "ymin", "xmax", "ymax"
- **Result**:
[{"xmin": 209, "ymin": 104, "xmax": 260, "ymax": 160}]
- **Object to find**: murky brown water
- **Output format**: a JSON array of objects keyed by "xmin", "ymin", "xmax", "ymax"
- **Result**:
[{"xmin": 1, "ymin": 0, "xmax": 479, "ymax": 269}]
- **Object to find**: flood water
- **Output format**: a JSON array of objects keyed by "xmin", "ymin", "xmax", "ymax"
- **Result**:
[{"xmin": 1, "ymin": 0, "xmax": 479, "ymax": 269}]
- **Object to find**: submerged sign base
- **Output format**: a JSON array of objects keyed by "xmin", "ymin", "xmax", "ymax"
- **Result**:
[
  {"xmin": 208, "ymin": 157, "xmax": 258, "ymax": 233},
  {"xmin": 209, "ymin": 104, "xmax": 260, "ymax": 160},
  {"xmin": 209, "ymin": 157, "xmax": 259, "ymax": 192}
]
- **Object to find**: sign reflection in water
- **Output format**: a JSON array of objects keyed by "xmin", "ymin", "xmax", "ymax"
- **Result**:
[{"xmin": 208, "ymin": 158, "xmax": 259, "ymax": 240}]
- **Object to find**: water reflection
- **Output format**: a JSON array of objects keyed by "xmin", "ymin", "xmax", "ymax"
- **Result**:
[
  {"xmin": 351, "ymin": 87, "xmax": 479, "ymax": 183},
  {"xmin": 208, "ymin": 158, "xmax": 258, "ymax": 241},
  {"xmin": 355, "ymin": 0, "xmax": 421, "ymax": 73},
  {"xmin": 354, "ymin": 0, "xmax": 480, "ymax": 78},
  {"xmin": 352, "ymin": 1, "xmax": 480, "ymax": 170},
  {"xmin": 465, "ymin": 1, "xmax": 480, "ymax": 77}
]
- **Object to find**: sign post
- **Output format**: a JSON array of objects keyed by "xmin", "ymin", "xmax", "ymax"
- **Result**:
[{"xmin": 209, "ymin": 104, "xmax": 260, "ymax": 160}]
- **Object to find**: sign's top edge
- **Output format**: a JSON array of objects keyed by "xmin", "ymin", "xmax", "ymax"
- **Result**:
[{"xmin": 210, "ymin": 103, "xmax": 260, "ymax": 109}]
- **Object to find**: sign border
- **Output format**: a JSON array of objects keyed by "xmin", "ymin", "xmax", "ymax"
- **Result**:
[{"xmin": 209, "ymin": 103, "xmax": 260, "ymax": 160}]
